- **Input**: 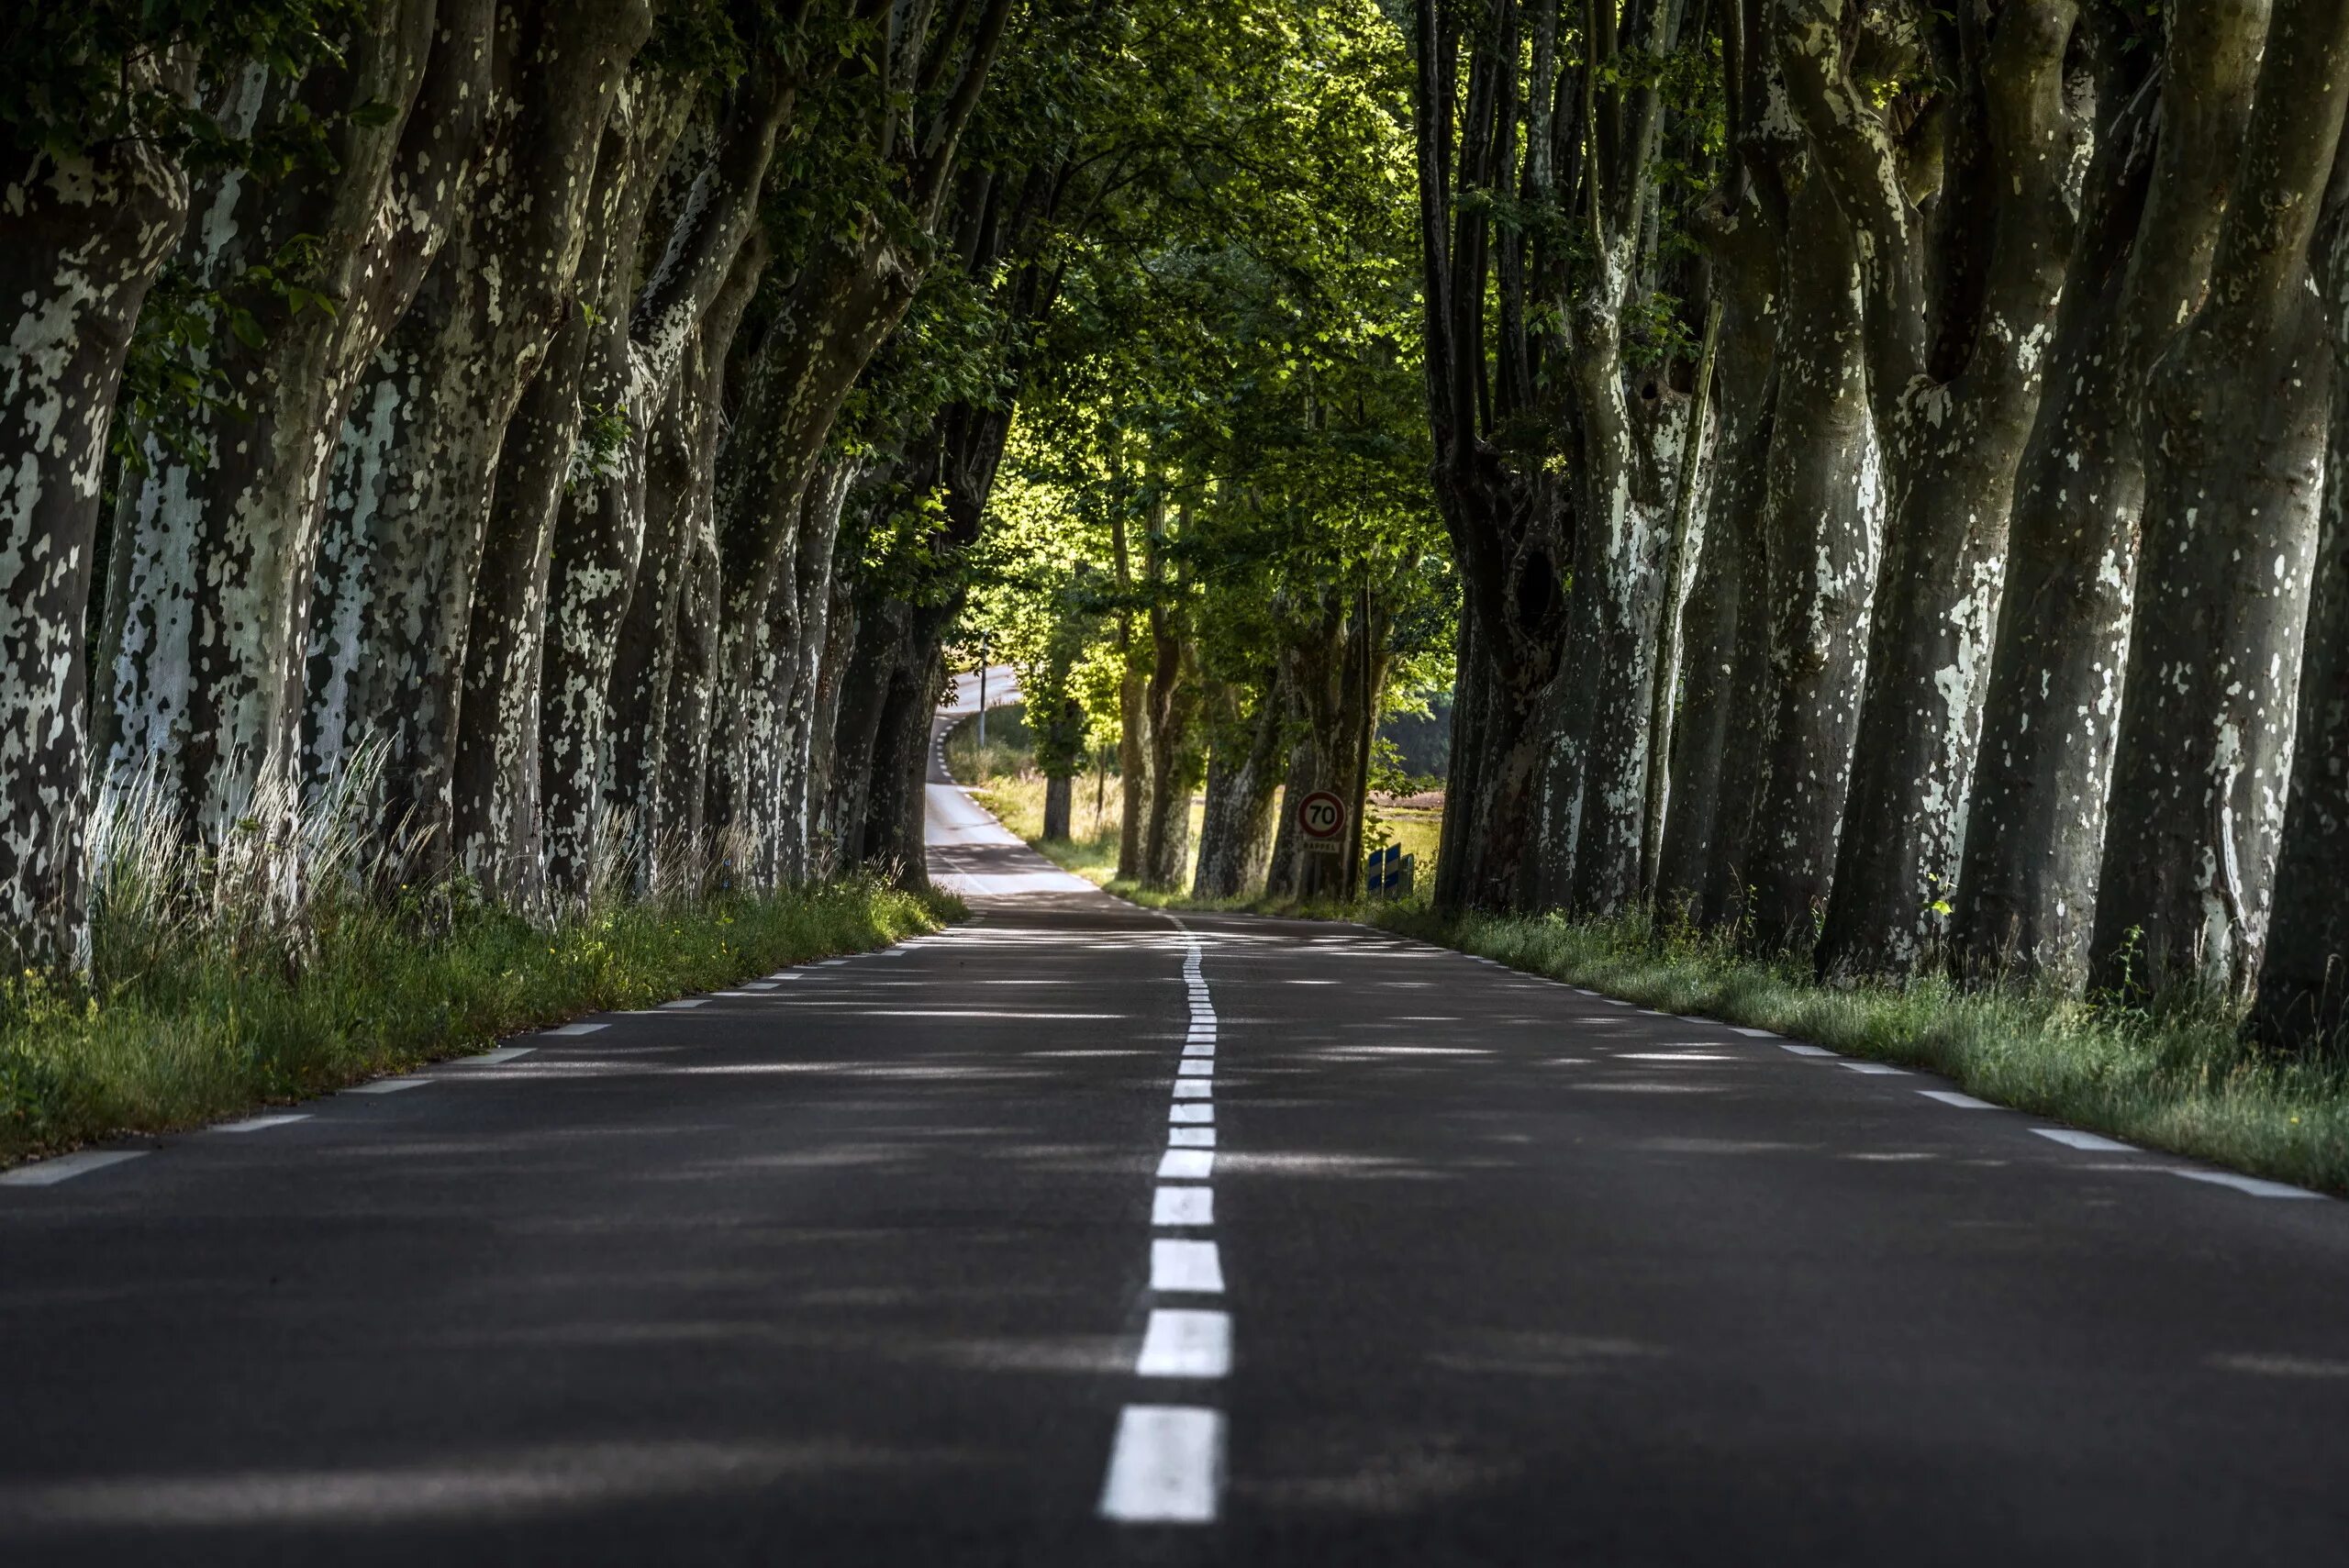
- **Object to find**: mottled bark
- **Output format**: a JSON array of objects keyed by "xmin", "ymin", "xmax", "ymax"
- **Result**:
[
  {"xmin": 2092, "ymin": 1, "xmax": 2349, "ymax": 999},
  {"xmin": 1655, "ymin": 200, "xmax": 1778, "ymax": 924},
  {"xmin": 542, "ymin": 81, "xmax": 783, "ymax": 902},
  {"xmin": 860, "ymin": 607, "xmax": 951, "ymax": 890},
  {"xmin": 656, "ymin": 510, "xmax": 722, "ymax": 876},
  {"xmin": 2255, "ymin": 177, "xmax": 2349, "ymax": 1047},
  {"xmin": 803, "ymin": 562, "xmax": 862, "ymax": 875},
  {"xmin": 1412, "ymin": 0, "xmax": 1574, "ymax": 911},
  {"xmin": 452, "ymin": 79, "xmax": 675, "ymax": 900},
  {"xmin": 1741, "ymin": 170, "xmax": 1879, "ymax": 952},
  {"xmin": 1194, "ymin": 676, "xmax": 1286, "ymax": 899},
  {"xmin": 1545, "ymin": 335, "xmax": 1694, "ymax": 917},
  {"xmin": 608, "ymin": 226, "xmax": 771, "ymax": 891},
  {"xmin": 1111, "ymin": 505, "xmax": 1150, "ymax": 882},
  {"xmin": 708, "ymin": 0, "xmax": 1016, "ymax": 841},
  {"xmin": 97, "ymin": 0, "xmax": 493, "ymax": 854},
  {"xmin": 1789, "ymin": 0, "xmax": 2086, "ymax": 977},
  {"xmin": 303, "ymin": 0, "xmax": 649, "ymax": 879},
  {"xmin": 0, "ymin": 83, "xmax": 190, "ymax": 971},
  {"xmin": 1958, "ymin": 9, "xmax": 2261, "ymax": 978},
  {"xmin": 1141, "ymin": 556, "xmax": 1197, "ymax": 894},
  {"xmin": 1264, "ymin": 724, "xmax": 1313, "ymax": 902},
  {"xmin": 771, "ymin": 456, "xmax": 857, "ymax": 884}
]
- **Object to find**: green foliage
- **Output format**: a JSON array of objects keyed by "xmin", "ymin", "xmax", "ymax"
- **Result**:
[
  {"xmin": 0, "ymin": 879, "xmax": 947, "ymax": 1167},
  {"xmin": 115, "ymin": 233, "xmax": 342, "ymax": 472},
  {"xmin": 1, "ymin": 0, "xmax": 369, "ymax": 163},
  {"xmin": 1383, "ymin": 905, "xmax": 2349, "ymax": 1198},
  {"xmin": 568, "ymin": 403, "xmax": 635, "ymax": 494}
]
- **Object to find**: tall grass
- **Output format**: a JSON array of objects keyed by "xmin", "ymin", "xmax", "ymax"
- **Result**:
[
  {"xmin": 1, "ymin": 747, "xmax": 951, "ymax": 1166},
  {"xmin": 1381, "ymin": 904, "xmax": 2349, "ymax": 1195}
]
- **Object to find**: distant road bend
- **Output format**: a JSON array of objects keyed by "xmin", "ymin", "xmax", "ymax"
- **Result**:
[{"xmin": 6, "ymin": 680, "xmax": 2349, "ymax": 1562}]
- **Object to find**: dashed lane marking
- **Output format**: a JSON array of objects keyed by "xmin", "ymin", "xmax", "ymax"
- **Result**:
[
  {"xmin": 1135, "ymin": 1310, "xmax": 1231, "ymax": 1378},
  {"xmin": 546, "ymin": 1022, "xmax": 608, "ymax": 1036},
  {"xmin": 1177, "ymin": 1061, "xmax": 1214, "ymax": 1078},
  {"xmin": 1098, "ymin": 1405, "xmax": 1223, "ymax": 1522},
  {"xmin": 345, "ymin": 1079, "xmax": 430, "ymax": 1095},
  {"xmin": 0, "ymin": 1151, "xmax": 148, "ymax": 1186},
  {"xmin": 1152, "ymin": 1186, "xmax": 1215, "ymax": 1226},
  {"xmin": 1779, "ymin": 1043, "xmax": 1837, "ymax": 1058},
  {"xmin": 2032, "ymin": 1128, "xmax": 2135, "ymax": 1153},
  {"xmin": 1170, "ymin": 1105, "xmax": 1214, "ymax": 1124},
  {"xmin": 2172, "ymin": 1171, "xmax": 2322, "ymax": 1200},
  {"xmin": 1150, "ymin": 1239, "xmax": 1226, "ymax": 1293},
  {"xmin": 1173, "ymin": 1081, "xmax": 1212, "ymax": 1100},
  {"xmin": 1918, "ymin": 1090, "xmax": 1995, "ymax": 1109},
  {"xmin": 1168, "ymin": 1129, "xmax": 1216, "ymax": 1148},
  {"xmin": 1158, "ymin": 1150, "xmax": 1215, "ymax": 1180},
  {"xmin": 1841, "ymin": 1062, "xmax": 1908, "ymax": 1075},
  {"xmin": 462, "ymin": 1047, "xmax": 535, "ymax": 1065},
  {"xmin": 211, "ymin": 1114, "xmax": 311, "ymax": 1133},
  {"xmin": 660, "ymin": 998, "xmax": 708, "ymax": 1009}
]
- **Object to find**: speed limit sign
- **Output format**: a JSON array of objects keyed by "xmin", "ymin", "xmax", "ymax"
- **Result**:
[{"xmin": 1297, "ymin": 789, "xmax": 1346, "ymax": 854}]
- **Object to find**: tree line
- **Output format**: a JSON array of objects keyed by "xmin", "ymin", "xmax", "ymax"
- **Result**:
[
  {"xmin": 3, "ymin": 0, "xmax": 1405, "ymax": 974},
  {"xmin": 17, "ymin": 0, "xmax": 2349, "ymax": 1057},
  {"xmin": 1404, "ymin": 0, "xmax": 2349, "ymax": 1051}
]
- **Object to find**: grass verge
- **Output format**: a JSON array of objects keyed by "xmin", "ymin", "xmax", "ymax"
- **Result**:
[
  {"xmin": 1378, "ymin": 905, "xmax": 2349, "ymax": 1196},
  {"xmin": 964, "ymin": 755, "xmax": 2349, "ymax": 1193},
  {"xmin": 0, "ymin": 878, "xmax": 953, "ymax": 1168}
]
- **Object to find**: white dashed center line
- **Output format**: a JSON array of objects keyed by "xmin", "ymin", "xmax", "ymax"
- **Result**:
[
  {"xmin": 545, "ymin": 1021, "xmax": 608, "ymax": 1036},
  {"xmin": 1158, "ymin": 1149, "xmax": 1214, "ymax": 1180},
  {"xmin": 1151, "ymin": 1239, "xmax": 1226, "ymax": 1293},
  {"xmin": 345, "ymin": 1079, "xmax": 430, "ymax": 1095},
  {"xmin": 1152, "ymin": 1186, "xmax": 1215, "ymax": 1226},
  {"xmin": 1106, "ymin": 926, "xmax": 1230, "ymax": 1526},
  {"xmin": 1099, "ymin": 1406, "xmax": 1224, "ymax": 1521},
  {"xmin": 1918, "ymin": 1090, "xmax": 1995, "ymax": 1109},
  {"xmin": 1136, "ymin": 1309, "xmax": 1232, "ymax": 1377}
]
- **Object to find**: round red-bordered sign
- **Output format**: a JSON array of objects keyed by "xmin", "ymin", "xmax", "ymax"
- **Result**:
[{"xmin": 1296, "ymin": 790, "xmax": 1346, "ymax": 840}]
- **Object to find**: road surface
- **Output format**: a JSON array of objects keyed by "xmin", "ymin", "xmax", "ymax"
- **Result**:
[{"xmin": 6, "ymin": 726, "xmax": 2349, "ymax": 1562}]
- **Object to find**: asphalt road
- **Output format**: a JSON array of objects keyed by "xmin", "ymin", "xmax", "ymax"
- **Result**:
[{"xmin": 6, "ymin": 721, "xmax": 2349, "ymax": 1562}]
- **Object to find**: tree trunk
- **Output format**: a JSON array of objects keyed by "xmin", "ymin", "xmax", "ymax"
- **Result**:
[
  {"xmin": 1788, "ymin": 0, "xmax": 2085, "ymax": 977},
  {"xmin": 773, "ymin": 456, "xmax": 858, "ymax": 884},
  {"xmin": 2255, "ymin": 178, "xmax": 2349, "ymax": 1047},
  {"xmin": 1043, "ymin": 774, "xmax": 1074, "ymax": 841},
  {"xmin": 803, "ymin": 563, "xmax": 862, "ymax": 875},
  {"xmin": 859, "ymin": 608, "xmax": 951, "ymax": 890},
  {"xmin": 96, "ymin": 0, "xmax": 492, "ymax": 854},
  {"xmin": 302, "ymin": 0, "xmax": 648, "ymax": 880},
  {"xmin": 1655, "ymin": 214, "xmax": 1777, "ymax": 924},
  {"xmin": 542, "ymin": 82, "xmax": 780, "ymax": 903},
  {"xmin": 1740, "ymin": 172, "xmax": 1879, "ymax": 953},
  {"xmin": 1957, "ymin": 20, "xmax": 2259, "ymax": 979},
  {"xmin": 822, "ymin": 591, "xmax": 907, "ymax": 877},
  {"xmin": 2091, "ymin": 2, "xmax": 2349, "ymax": 999},
  {"xmin": 1141, "ymin": 509, "xmax": 1196, "ymax": 892},
  {"xmin": 0, "ymin": 102, "xmax": 189, "ymax": 972},
  {"xmin": 1194, "ymin": 677, "xmax": 1286, "ymax": 899},
  {"xmin": 1111, "ymin": 505, "xmax": 1150, "ymax": 881},
  {"xmin": 450, "ymin": 74, "xmax": 673, "ymax": 903}
]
